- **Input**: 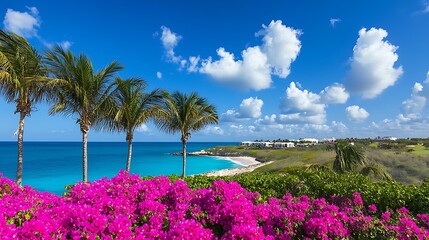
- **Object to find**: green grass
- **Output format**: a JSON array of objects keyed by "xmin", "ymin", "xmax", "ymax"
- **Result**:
[
  {"xmin": 209, "ymin": 144, "xmax": 429, "ymax": 185},
  {"xmin": 368, "ymin": 142, "xmax": 378, "ymax": 148},
  {"xmin": 208, "ymin": 146, "xmax": 335, "ymax": 173},
  {"xmin": 406, "ymin": 144, "xmax": 429, "ymax": 156}
]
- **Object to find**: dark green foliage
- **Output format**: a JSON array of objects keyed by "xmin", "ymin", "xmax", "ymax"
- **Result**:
[
  {"xmin": 155, "ymin": 91, "xmax": 218, "ymax": 177},
  {"xmin": 378, "ymin": 142, "xmax": 407, "ymax": 151},
  {"xmin": 142, "ymin": 170, "xmax": 429, "ymax": 215},
  {"xmin": 333, "ymin": 142, "xmax": 366, "ymax": 173}
]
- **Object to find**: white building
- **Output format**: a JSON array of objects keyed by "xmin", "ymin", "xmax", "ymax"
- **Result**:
[
  {"xmin": 239, "ymin": 141, "xmax": 295, "ymax": 148},
  {"xmin": 254, "ymin": 142, "xmax": 273, "ymax": 148},
  {"xmin": 239, "ymin": 141, "xmax": 253, "ymax": 146},
  {"xmin": 299, "ymin": 138, "xmax": 319, "ymax": 144},
  {"xmin": 382, "ymin": 136, "xmax": 398, "ymax": 141},
  {"xmin": 273, "ymin": 142, "xmax": 295, "ymax": 148}
]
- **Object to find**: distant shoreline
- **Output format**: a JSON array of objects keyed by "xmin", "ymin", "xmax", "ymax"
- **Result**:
[
  {"xmin": 201, "ymin": 155, "xmax": 272, "ymax": 177},
  {"xmin": 215, "ymin": 156, "xmax": 260, "ymax": 166},
  {"xmin": 176, "ymin": 147, "xmax": 272, "ymax": 176}
]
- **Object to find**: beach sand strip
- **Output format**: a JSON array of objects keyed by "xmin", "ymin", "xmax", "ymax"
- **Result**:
[{"xmin": 202, "ymin": 157, "xmax": 273, "ymax": 176}]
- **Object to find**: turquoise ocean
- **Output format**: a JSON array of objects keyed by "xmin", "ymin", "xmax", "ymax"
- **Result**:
[{"xmin": 0, "ymin": 142, "xmax": 238, "ymax": 195}]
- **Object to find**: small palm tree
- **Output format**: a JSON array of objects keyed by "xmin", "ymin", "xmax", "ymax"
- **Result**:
[
  {"xmin": 45, "ymin": 46, "xmax": 123, "ymax": 182},
  {"xmin": 333, "ymin": 142, "xmax": 366, "ymax": 173},
  {"xmin": 156, "ymin": 91, "xmax": 218, "ymax": 177},
  {"xmin": 360, "ymin": 162, "xmax": 392, "ymax": 181},
  {"xmin": 332, "ymin": 142, "xmax": 392, "ymax": 180},
  {"xmin": 110, "ymin": 78, "xmax": 163, "ymax": 171},
  {"xmin": 0, "ymin": 31, "xmax": 50, "ymax": 186}
]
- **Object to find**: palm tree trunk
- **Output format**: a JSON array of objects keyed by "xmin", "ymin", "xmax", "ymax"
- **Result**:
[
  {"xmin": 82, "ymin": 130, "xmax": 88, "ymax": 182},
  {"xmin": 16, "ymin": 111, "xmax": 25, "ymax": 186},
  {"xmin": 126, "ymin": 139, "xmax": 133, "ymax": 172},
  {"xmin": 182, "ymin": 140, "xmax": 187, "ymax": 177}
]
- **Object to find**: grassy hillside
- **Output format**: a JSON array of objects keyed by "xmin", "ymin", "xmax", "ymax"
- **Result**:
[{"xmin": 207, "ymin": 143, "xmax": 429, "ymax": 184}]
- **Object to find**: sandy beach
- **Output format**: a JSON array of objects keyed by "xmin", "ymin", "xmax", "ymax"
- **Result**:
[
  {"xmin": 203, "ymin": 156, "xmax": 273, "ymax": 176},
  {"xmin": 218, "ymin": 156, "xmax": 261, "ymax": 166}
]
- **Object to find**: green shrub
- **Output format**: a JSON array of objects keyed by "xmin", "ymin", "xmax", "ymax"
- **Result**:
[{"xmin": 154, "ymin": 170, "xmax": 429, "ymax": 215}]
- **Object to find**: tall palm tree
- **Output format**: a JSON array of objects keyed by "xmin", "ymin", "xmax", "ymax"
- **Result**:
[
  {"xmin": 45, "ymin": 46, "xmax": 123, "ymax": 182},
  {"xmin": 110, "ymin": 78, "xmax": 163, "ymax": 171},
  {"xmin": 333, "ymin": 142, "xmax": 367, "ymax": 173},
  {"xmin": 156, "ymin": 91, "xmax": 218, "ymax": 177},
  {"xmin": 0, "ymin": 31, "xmax": 50, "ymax": 186}
]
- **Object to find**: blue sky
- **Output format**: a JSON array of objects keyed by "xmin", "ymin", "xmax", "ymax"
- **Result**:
[{"xmin": 0, "ymin": 0, "xmax": 429, "ymax": 142}]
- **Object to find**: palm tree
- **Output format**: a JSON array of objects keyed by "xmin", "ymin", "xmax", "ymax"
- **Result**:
[
  {"xmin": 156, "ymin": 91, "xmax": 218, "ymax": 177},
  {"xmin": 110, "ymin": 78, "xmax": 163, "ymax": 171},
  {"xmin": 360, "ymin": 162, "xmax": 392, "ymax": 181},
  {"xmin": 332, "ymin": 142, "xmax": 392, "ymax": 180},
  {"xmin": 45, "ymin": 46, "xmax": 123, "ymax": 182},
  {"xmin": 0, "ymin": 31, "xmax": 50, "ymax": 186},
  {"xmin": 332, "ymin": 142, "xmax": 366, "ymax": 173}
]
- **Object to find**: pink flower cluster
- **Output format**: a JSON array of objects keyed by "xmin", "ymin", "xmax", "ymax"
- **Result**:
[{"xmin": 0, "ymin": 171, "xmax": 428, "ymax": 239}]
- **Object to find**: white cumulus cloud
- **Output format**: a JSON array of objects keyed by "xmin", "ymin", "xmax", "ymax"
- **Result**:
[
  {"xmin": 255, "ymin": 114, "xmax": 277, "ymax": 125},
  {"xmin": 278, "ymin": 113, "xmax": 326, "ymax": 125},
  {"xmin": 240, "ymin": 46, "xmax": 271, "ymax": 90},
  {"xmin": 346, "ymin": 105, "xmax": 369, "ymax": 122},
  {"xmin": 345, "ymin": 28, "xmax": 403, "ymax": 99},
  {"xmin": 160, "ymin": 20, "xmax": 301, "ymax": 91},
  {"xmin": 257, "ymin": 82, "xmax": 349, "ymax": 126},
  {"xmin": 156, "ymin": 71, "xmax": 162, "ymax": 79},
  {"xmin": 199, "ymin": 20, "xmax": 301, "ymax": 91},
  {"xmin": 203, "ymin": 126, "xmax": 224, "ymax": 135},
  {"xmin": 256, "ymin": 20, "xmax": 302, "ymax": 78},
  {"xmin": 200, "ymin": 48, "xmax": 242, "ymax": 79},
  {"xmin": 221, "ymin": 97, "xmax": 264, "ymax": 122},
  {"xmin": 331, "ymin": 121, "xmax": 348, "ymax": 133},
  {"xmin": 3, "ymin": 7, "xmax": 40, "ymax": 38},
  {"xmin": 239, "ymin": 97, "xmax": 264, "ymax": 118},
  {"xmin": 279, "ymin": 82, "xmax": 327, "ymax": 124},
  {"xmin": 320, "ymin": 83, "xmax": 349, "ymax": 104},
  {"xmin": 200, "ymin": 46, "xmax": 271, "ymax": 91},
  {"xmin": 229, "ymin": 124, "xmax": 256, "ymax": 135},
  {"xmin": 160, "ymin": 26, "xmax": 183, "ymax": 63},
  {"xmin": 187, "ymin": 56, "xmax": 200, "ymax": 72},
  {"xmin": 401, "ymin": 72, "xmax": 429, "ymax": 119},
  {"xmin": 220, "ymin": 109, "xmax": 240, "ymax": 122},
  {"xmin": 280, "ymin": 82, "xmax": 325, "ymax": 115},
  {"xmin": 3, "ymin": 7, "xmax": 72, "ymax": 49}
]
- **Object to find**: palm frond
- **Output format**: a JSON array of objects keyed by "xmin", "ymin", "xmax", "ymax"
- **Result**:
[
  {"xmin": 45, "ymin": 45, "xmax": 122, "ymax": 131},
  {"xmin": 155, "ymin": 91, "xmax": 219, "ymax": 142},
  {"xmin": 333, "ymin": 142, "xmax": 367, "ymax": 173},
  {"xmin": 0, "ymin": 30, "xmax": 50, "ymax": 113},
  {"xmin": 360, "ymin": 162, "xmax": 392, "ymax": 181},
  {"xmin": 98, "ymin": 77, "xmax": 163, "ymax": 136}
]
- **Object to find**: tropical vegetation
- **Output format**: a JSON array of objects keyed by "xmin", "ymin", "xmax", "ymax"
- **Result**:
[
  {"xmin": 156, "ymin": 91, "xmax": 218, "ymax": 177},
  {"xmin": 1, "ymin": 30, "xmax": 429, "ymax": 238},
  {"xmin": 1, "ymin": 171, "xmax": 428, "ymax": 239},
  {"xmin": 109, "ymin": 78, "xmax": 163, "ymax": 171},
  {"xmin": 45, "ymin": 46, "xmax": 123, "ymax": 182},
  {"xmin": 0, "ymin": 30, "xmax": 51, "ymax": 186},
  {"xmin": 208, "ymin": 140, "xmax": 429, "ymax": 184},
  {"xmin": 0, "ymin": 30, "xmax": 220, "ymax": 184}
]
